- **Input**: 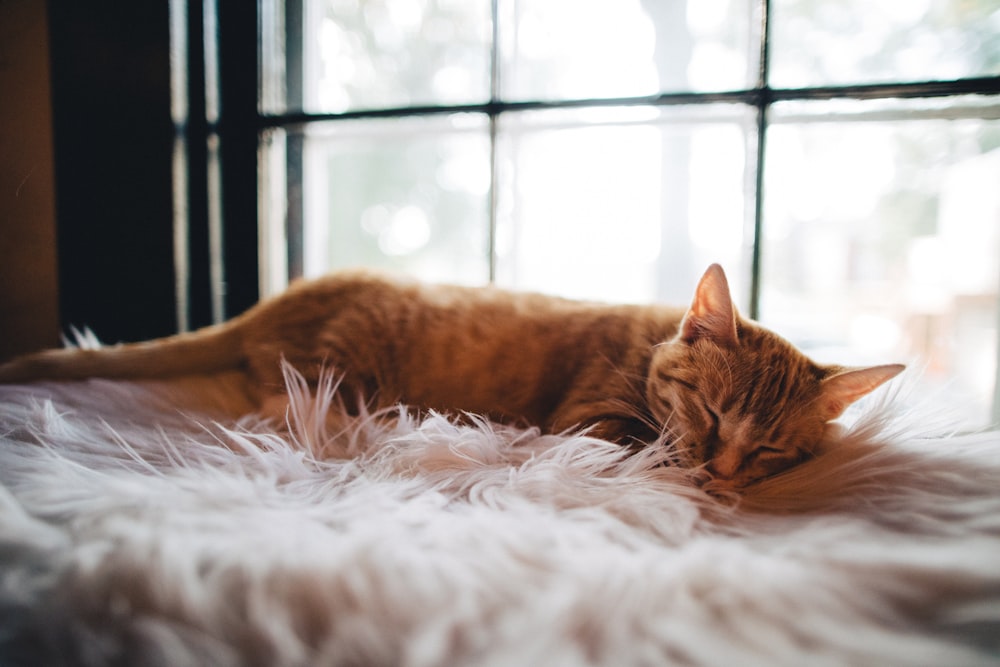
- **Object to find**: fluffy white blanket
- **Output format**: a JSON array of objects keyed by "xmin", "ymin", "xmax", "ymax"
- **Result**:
[{"xmin": 1, "ymin": 368, "xmax": 999, "ymax": 666}]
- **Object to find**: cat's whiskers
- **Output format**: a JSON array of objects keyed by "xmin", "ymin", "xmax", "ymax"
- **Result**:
[
  {"xmin": 604, "ymin": 396, "xmax": 660, "ymax": 435},
  {"xmin": 598, "ymin": 351, "xmax": 648, "ymax": 384}
]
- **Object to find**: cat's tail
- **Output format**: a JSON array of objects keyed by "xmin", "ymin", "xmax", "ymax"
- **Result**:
[{"xmin": 0, "ymin": 322, "xmax": 245, "ymax": 383}]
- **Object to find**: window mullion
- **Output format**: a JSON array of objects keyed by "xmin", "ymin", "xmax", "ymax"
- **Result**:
[
  {"xmin": 214, "ymin": 0, "xmax": 260, "ymax": 318},
  {"xmin": 748, "ymin": 0, "xmax": 772, "ymax": 320},
  {"xmin": 488, "ymin": 0, "xmax": 501, "ymax": 284}
]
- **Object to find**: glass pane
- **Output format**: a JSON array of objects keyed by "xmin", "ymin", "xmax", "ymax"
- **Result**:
[
  {"xmin": 495, "ymin": 105, "xmax": 755, "ymax": 308},
  {"xmin": 770, "ymin": 0, "xmax": 1000, "ymax": 88},
  {"xmin": 500, "ymin": 0, "xmax": 757, "ymax": 101},
  {"xmin": 762, "ymin": 99, "xmax": 1000, "ymax": 428},
  {"xmin": 268, "ymin": 0, "xmax": 493, "ymax": 114},
  {"xmin": 261, "ymin": 115, "xmax": 492, "ymax": 291}
]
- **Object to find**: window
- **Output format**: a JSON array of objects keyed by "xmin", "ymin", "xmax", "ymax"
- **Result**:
[
  {"xmin": 258, "ymin": 0, "xmax": 768, "ymax": 307},
  {"xmin": 180, "ymin": 0, "xmax": 1000, "ymax": 427}
]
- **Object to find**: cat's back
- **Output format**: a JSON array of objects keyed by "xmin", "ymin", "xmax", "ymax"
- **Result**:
[
  {"xmin": 243, "ymin": 269, "xmax": 688, "ymax": 364},
  {"xmin": 307, "ymin": 268, "xmax": 680, "ymax": 324}
]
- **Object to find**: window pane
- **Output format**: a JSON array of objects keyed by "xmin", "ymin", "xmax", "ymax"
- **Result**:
[
  {"xmin": 770, "ymin": 0, "xmax": 1000, "ymax": 88},
  {"xmin": 762, "ymin": 99, "xmax": 1000, "ymax": 428},
  {"xmin": 495, "ymin": 105, "xmax": 755, "ymax": 308},
  {"xmin": 261, "ymin": 115, "xmax": 492, "ymax": 290},
  {"xmin": 271, "ymin": 0, "xmax": 492, "ymax": 113},
  {"xmin": 500, "ymin": 0, "xmax": 757, "ymax": 101}
]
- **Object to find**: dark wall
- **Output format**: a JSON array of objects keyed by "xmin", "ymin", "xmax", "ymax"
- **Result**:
[
  {"xmin": 0, "ymin": 0, "xmax": 60, "ymax": 361},
  {"xmin": 47, "ymin": 0, "xmax": 178, "ymax": 343}
]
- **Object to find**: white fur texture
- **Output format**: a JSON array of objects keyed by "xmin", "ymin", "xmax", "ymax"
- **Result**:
[{"xmin": 1, "ymin": 369, "xmax": 999, "ymax": 666}]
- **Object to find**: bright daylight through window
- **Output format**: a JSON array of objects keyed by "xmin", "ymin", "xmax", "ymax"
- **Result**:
[{"xmin": 259, "ymin": 0, "xmax": 1000, "ymax": 428}]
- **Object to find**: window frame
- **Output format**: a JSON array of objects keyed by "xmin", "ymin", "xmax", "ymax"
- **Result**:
[{"xmin": 173, "ymin": 0, "xmax": 1000, "ymax": 418}]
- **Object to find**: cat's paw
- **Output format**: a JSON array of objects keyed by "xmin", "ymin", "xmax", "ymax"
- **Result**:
[{"xmin": 259, "ymin": 394, "xmax": 292, "ymax": 423}]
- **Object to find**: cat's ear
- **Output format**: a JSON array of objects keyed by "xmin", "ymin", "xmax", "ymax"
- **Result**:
[
  {"xmin": 679, "ymin": 264, "xmax": 739, "ymax": 347},
  {"xmin": 818, "ymin": 364, "xmax": 905, "ymax": 420}
]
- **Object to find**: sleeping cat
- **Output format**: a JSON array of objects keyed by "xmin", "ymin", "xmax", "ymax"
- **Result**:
[{"xmin": 0, "ymin": 264, "xmax": 902, "ymax": 486}]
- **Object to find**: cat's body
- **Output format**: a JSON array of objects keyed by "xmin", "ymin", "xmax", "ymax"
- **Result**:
[{"xmin": 0, "ymin": 265, "xmax": 903, "ymax": 486}]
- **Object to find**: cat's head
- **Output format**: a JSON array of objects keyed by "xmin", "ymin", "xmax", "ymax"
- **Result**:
[{"xmin": 647, "ymin": 264, "xmax": 903, "ymax": 487}]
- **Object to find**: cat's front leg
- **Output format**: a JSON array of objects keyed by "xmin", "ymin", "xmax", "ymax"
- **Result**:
[
  {"xmin": 550, "ymin": 405, "xmax": 657, "ymax": 445},
  {"xmin": 583, "ymin": 417, "xmax": 659, "ymax": 446},
  {"xmin": 259, "ymin": 394, "xmax": 292, "ymax": 422}
]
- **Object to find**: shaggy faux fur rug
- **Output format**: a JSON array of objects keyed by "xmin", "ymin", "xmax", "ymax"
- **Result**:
[{"xmin": 1, "ymin": 368, "xmax": 999, "ymax": 666}]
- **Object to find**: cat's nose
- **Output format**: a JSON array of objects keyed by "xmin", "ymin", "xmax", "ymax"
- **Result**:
[{"xmin": 706, "ymin": 455, "xmax": 740, "ymax": 480}]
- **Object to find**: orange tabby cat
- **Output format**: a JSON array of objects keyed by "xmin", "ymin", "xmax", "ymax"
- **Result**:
[{"xmin": 0, "ymin": 264, "xmax": 902, "ymax": 486}]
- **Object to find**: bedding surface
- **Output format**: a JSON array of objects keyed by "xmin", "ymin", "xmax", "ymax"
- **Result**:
[{"xmin": 1, "ymin": 369, "xmax": 999, "ymax": 666}]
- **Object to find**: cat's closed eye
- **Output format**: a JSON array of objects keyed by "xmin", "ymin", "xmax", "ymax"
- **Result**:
[
  {"xmin": 751, "ymin": 445, "xmax": 786, "ymax": 459},
  {"xmin": 702, "ymin": 405, "xmax": 721, "ymax": 434}
]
